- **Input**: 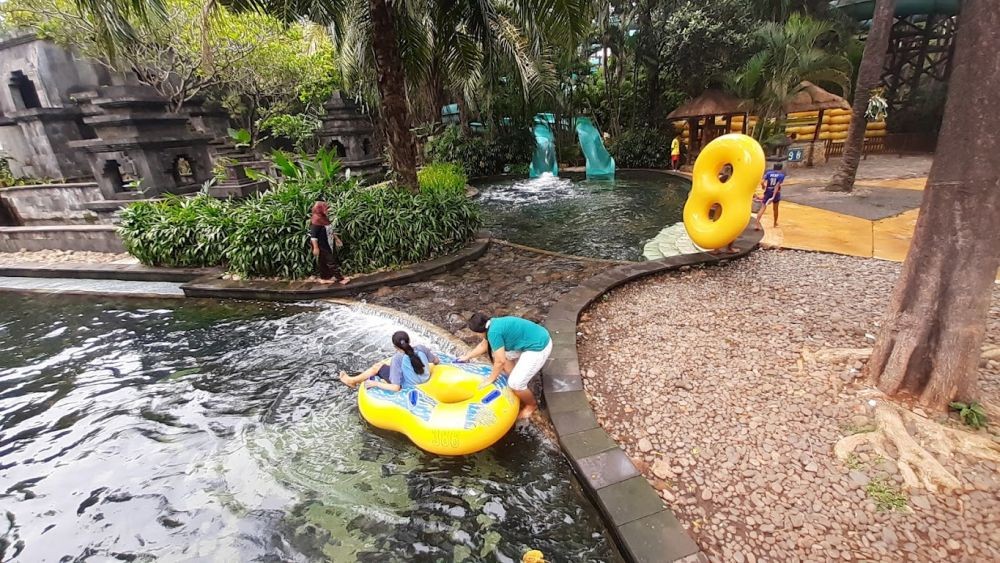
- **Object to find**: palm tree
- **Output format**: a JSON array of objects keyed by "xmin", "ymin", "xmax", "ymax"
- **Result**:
[
  {"xmin": 336, "ymin": 0, "xmax": 584, "ymax": 129},
  {"xmin": 826, "ymin": 0, "xmax": 896, "ymax": 193},
  {"xmin": 726, "ymin": 13, "xmax": 853, "ymax": 141}
]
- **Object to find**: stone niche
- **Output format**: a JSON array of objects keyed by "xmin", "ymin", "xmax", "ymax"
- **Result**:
[
  {"xmin": 183, "ymin": 96, "xmax": 232, "ymax": 157},
  {"xmin": 317, "ymin": 91, "xmax": 384, "ymax": 180},
  {"xmin": 0, "ymin": 32, "xmax": 116, "ymax": 181},
  {"xmin": 69, "ymin": 85, "xmax": 212, "ymax": 199}
]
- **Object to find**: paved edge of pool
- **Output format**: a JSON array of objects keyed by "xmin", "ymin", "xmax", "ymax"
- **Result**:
[
  {"xmin": 179, "ymin": 238, "xmax": 490, "ymax": 301},
  {"xmin": 0, "ymin": 263, "xmax": 219, "ymax": 282},
  {"xmin": 542, "ymin": 227, "xmax": 764, "ymax": 563}
]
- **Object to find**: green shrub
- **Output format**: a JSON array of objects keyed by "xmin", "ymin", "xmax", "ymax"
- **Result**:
[
  {"xmin": 225, "ymin": 181, "xmax": 343, "ymax": 279},
  {"xmin": 949, "ymin": 401, "xmax": 988, "ymax": 429},
  {"xmin": 417, "ymin": 162, "xmax": 468, "ymax": 195},
  {"xmin": 425, "ymin": 125, "xmax": 533, "ymax": 177},
  {"xmin": 334, "ymin": 183, "xmax": 480, "ymax": 273},
  {"xmin": 120, "ymin": 150, "xmax": 481, "ymax": 279},
  {"xmin": 260, "ymin": 113, "xmax": 322, "ymax": 152},
  {"xmin": 608, "ymin": 129, "xmax": 671, "ymax": 168},
  {"xmin": 118, "ymin": 194, "xmax": 235, "ymax": 267}
]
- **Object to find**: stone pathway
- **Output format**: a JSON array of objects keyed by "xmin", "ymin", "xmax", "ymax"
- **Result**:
[
  {"xmin": 359, "ymin": 243, "xmax": 608, "ymax": 345},
  {"xmin": 0, "ymin": 249, "xmax": 136, "ymax": 265},
  {"xmin": 577, "ymin": 250, "xmax": 1000, "ymax": 562},
  {"xmin": 0, "ymin": 276, "xmax": 184, "ymax": 297}
]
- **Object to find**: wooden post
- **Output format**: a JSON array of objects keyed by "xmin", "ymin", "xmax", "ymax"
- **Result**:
[{"xmin": 808, "ymin": 108, "xmax": 825, "ymax": 167}]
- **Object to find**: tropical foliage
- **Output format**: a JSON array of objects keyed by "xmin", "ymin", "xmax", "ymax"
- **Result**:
[
  {"xmin": 1, "ymin": 0, "xmax": 337, "ymax": 143},
  {"xmin": 5, "ymin": 0, "xmax": 866, "ymax": 179},
  {"xmin": 726, "ymin": 14, "xmax": 854, "ymax": 130},
  {"xmin": 424, "ymin": 125, "xmax": 534, "ymax": 177},
  {"xmin": 118, "ymin": 155, "xmax": 480, "ymax": 278},
  {"xmin": 607, "ymin": 129, "xmax": 671, "ymax": 168}
]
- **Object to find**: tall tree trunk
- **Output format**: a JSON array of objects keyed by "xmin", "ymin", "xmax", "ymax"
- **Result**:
[
  {"xmin": 827, "ymin": 0, "xmax": 896, "ymax": 192},
  {"xmin": 864, "ymin": 0, "xmax": 1000, "ymax": 409},
  {"xmin": 368, "ymin": 0, "xmax": 419, "ymax": 191},
  {"xmin": 637, "ymin": 0, "xmax": 660, "ymax": 124},
  {"xmin": 457, "ymin": 95, "xmax": 470, "ymax": 136}
]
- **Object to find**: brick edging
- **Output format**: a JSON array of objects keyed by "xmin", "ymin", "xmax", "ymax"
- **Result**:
[
  {"xmin": 542, "ymin": 227, "xmax": 764, "ymax": 563},
  {"xmin": 180, "ymin": 238, "xmax": 490, "ymax": 301}
]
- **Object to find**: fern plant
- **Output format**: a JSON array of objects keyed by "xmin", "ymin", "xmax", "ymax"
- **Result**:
[{"xmin": 949, "ymin": 402, "xmax": 988, "ymax": 429}]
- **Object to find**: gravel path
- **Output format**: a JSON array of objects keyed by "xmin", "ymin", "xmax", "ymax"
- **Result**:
[
  {"xmin": 578, "ymin": 250, "xmax": 999, "ymax": 562},
  {"xmin": 0, "ymin": 250, "xmax": 135, "ymax": 265}
]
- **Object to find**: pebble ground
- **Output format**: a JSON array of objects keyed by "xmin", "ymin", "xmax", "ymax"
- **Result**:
[
  {"xmin": 0, "ymin": 250, "xmax": 134, "ymax": 265},
  {"xmin": 578, "ymin": 250, "xmax": 999, "ymax": 562}
]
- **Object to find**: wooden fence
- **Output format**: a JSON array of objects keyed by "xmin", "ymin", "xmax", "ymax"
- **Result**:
[{"xmin": 824, "ymin": 133, "xmax": 936, "ymax": 160}]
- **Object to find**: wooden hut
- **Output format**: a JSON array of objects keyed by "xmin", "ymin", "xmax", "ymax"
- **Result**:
[{"xmin": 666, "ymin": 90, "xmax": 751, "ymax": 160}]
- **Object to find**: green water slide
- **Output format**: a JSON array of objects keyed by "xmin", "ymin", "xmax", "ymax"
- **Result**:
[
  {"xmin": 575, "ymin": 117, "xmax": 616, "ymax": 179},
  {"xmin": 832, "ymin": 0, "xmax": 959, "ymax": 19},
  {"xmin": 530, "ymin": 113, "xmax": 559, "ymax": 177}
]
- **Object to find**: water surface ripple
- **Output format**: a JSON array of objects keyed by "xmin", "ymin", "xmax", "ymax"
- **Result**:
[
  {"xmin": 476, "ymin": 170, "xmax": 690, "ymax": 261},
  {"xmin": 0, "ymin": 296, "xmax": 613, "ymax": 562}
]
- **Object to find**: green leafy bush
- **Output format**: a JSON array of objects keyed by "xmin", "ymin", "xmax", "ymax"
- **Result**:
[
  {"xmin": 118, "ymin": 194, "xmax": 235, "ymax": 267},
  {"xmin": 119, "ymin": 156, "xmax": 481, "ymax": 279},
  {"xmin": 260, "ymin": 113, "xmax": 322, "ymax": 152},
  {"xmin": 225, "ymin": 181, "xmax": 343, "ymax": 278},
  {"xmin": 608, "ymin": 129, "xmax": 671, "ymax": 168},
  {"xmin": 425, "ymin": 125, "xmax": 533, "ymax": 177},
  {"xmin": 334, "ymin": 183, "xmax": 480, "ymax": 273},
  {"xmin": 949, "ymin": 401, "xmax": 988, "ymax": 429},
  {"xmin": 417, "ymin": 162, "xmax": 468, "ymax": 195},
  {"xmin": 270, "ymin": 146, "xmax": 343, "ymax": 185}
]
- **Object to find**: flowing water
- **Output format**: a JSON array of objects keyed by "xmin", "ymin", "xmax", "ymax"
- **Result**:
[
  {"xmin": 0, "ymin": 296, "xmax": 615, "ymax": 562},
  {"xmin": 476, "ymin": 171, "xmax": 691, "ymax": 261}
]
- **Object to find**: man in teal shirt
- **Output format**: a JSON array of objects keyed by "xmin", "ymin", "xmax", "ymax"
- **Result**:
[{"xmin": 458, "ymin": 313, "xmax": 552, "ymax": 420}]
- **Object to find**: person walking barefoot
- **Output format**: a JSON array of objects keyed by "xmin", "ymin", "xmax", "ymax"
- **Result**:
[
  {"xmin": 755, "ymin": 163, "xmax": 785, "ymax": 230},
  {"xmin": 459, "ymin": 313, "xmax": 552, "ymax": 420},
  {"xmin": 309, "ymin": 201, "xmax": 350, "ymax": 285}
]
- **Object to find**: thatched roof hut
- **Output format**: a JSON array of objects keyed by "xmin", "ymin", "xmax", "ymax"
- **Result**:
[
  {"xmin": 783, "ymin": 81, "xmax": 850, "ymax": 114},
  {"xmin": 666, "ymin": 89, "xmax": 751, "ymax": 120}
]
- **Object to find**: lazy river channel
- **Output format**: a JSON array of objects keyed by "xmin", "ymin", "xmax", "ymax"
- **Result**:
[
  {"xmin": 476, "ymin": 170, "xmax": 690, "ymax": 261},
  {"xmin": 0, "ymin": 295, "xmax": 615, "ymax": 561}
]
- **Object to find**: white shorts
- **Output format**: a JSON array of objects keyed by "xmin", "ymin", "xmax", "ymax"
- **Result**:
[{"xmin": 506, "ymin": 340, "xmax": 553, "ymax": 391}]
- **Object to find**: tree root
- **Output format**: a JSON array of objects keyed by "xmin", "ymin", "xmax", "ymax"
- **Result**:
[
  {"xmin": 835, "ymin": 396, "xmax": 1000, "ymax": 492},
  {"xmin": 803, "ymin": 344, "xmax": 999, "ymax": 369}
]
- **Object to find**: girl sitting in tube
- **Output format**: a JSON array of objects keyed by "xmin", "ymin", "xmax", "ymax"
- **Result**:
[{"xmin": 339, "ymin": 331, "xmax": 440, "ymax": 392}]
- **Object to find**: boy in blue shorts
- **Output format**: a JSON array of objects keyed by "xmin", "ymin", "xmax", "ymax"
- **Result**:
[{"xmin": 755, "ymin": 163, "xmax": 785, "ymax": 230}]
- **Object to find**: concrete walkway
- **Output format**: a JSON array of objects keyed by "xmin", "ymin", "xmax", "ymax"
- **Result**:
[
  {"xmin": 757, "ymin": 155, "xmax": 932, "ymax": 262},
  {"xmin": 0, "ymin": 276, "xmax": 184, "ymax": 298}
]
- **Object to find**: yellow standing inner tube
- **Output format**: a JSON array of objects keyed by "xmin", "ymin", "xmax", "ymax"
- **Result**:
[
  {"xmin": 358, "ymin": 362, "xmax": 520, "ymax": 456},
  {"xmin": 683, "ymin": 133, "xmax": 766, "ymax": 249}
]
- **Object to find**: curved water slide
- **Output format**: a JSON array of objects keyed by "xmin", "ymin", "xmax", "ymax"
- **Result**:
[
  {"xmin": 529, "ymin": 114, "xmax": 559, "ymax": 177},
  {"xmin": 575, "ymin": 117, "xmax": 615, "ymax": 179},
  {"xmin": 832, "ymin": 0, "xmax": 959, "ymax": 18}
]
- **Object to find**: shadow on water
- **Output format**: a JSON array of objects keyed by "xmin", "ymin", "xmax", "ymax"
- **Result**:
[
  {"xmin": 0, "ymin": 295, "xmax": 615, "ymax": 562},
  {"xmin": 476, "ymin": 170, "xmax": 690, "ymax": 261}
]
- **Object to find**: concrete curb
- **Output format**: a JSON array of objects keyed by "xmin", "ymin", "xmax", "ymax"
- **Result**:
[
  {"xmin": 542, "ymin": 227, "xmax": 764, "ymax": 563},
  {"xmin": 0, "ymin": 263, "xmax": 218, "ymax": 282},
  {"xmin": 180, "ymin": 238, "xmax": 490, "ymax": 301}
]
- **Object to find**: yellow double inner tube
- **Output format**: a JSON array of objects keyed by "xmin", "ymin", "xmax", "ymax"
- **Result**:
[
  {"xmin": 683, "ymin": 134, "xmax": 766, "ymax": 249},
  {"xmin": 358, "ymin": 362, "xmax": 519, "ymax": 456}
]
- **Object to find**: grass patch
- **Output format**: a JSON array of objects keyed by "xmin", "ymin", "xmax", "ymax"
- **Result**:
[
  {"xmin": 865, "ymin": 478, "xmax": 908, "ymax": 511},
  {"xmin": 843, "ymin": 422, "xmax": 877, "ymax": 435},
  {"xmin": 844, "ymin": 454, "xmax": 863, "ymax": 470}
]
